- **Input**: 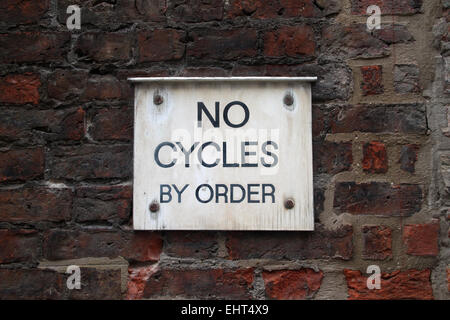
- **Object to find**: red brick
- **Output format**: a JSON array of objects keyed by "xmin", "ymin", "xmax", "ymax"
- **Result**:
[
  {"xmin": 0, "ymin": 107, "xmax": 85, "ymax": 144},
  {"xmin": 89, "ymin": 107, "xmax": 133, "ymax": 141},
  {"xmin": 226, "ymin": 224, "xmax": 353, "ymax": 260},
  {"xmin": 143, "ymin": 268, "xmax": 254, "ymax": 299},
  {"xmin": 169, "ymin": 0, "xmax": 223, "ymax": 22},
  {"xmin": 0, "ymin": 229, "xmax": 41, "ymax": 264},
  {"xmin": 226, "ymin": 0, "xmax": 318, "ymax": 19},
  {"xmin": 399, "ymin": 144, "xmax": 419, "ymax": 173},
  {"xmin": 47, "ymin": 145, "xmax": 132, "ymax": 181},
  {"xmin": 362, "ymin": 225, "xmax": 392, "ymax": 260},
  {"xmin": 0, "ymin": 148, "xmax": 44, "ymax": 182},
  {"xmin": 264, "ymin": 25, "xmax": 315, "ymax": 58},
  {"xmin": 0, "ymin": 32, "xmax": 69, "ymax": 63},
  {"xmin": 351, "ymin": 0, "xmax": 422, "ymax": 15},
  {"xmin": 403, "ymin": 221, "xmax": 440, "ymax": 256},
  {"xmin": 0, "ymin": 186, "xmax": 72, "ymax": 223},
  {"xmin": 0, "ymin": 73, "xmax": 40, "ymax": 105},
  {"xmin": 334, "ymin": 182, "xmax": 422, "ymax": 216},
  {"xmin": 74, "ymin": 185, "xmax": 132, "ymax": 224},
  {"xmin": 313, "ymin": 140, "xmax": 353, "ymax": 174},
  {"xmin": 43, "ymin": 229, "xmax": 162, "ymax": 262},
  {"xmin": 47, "ymin": 70, "xmax": 88, "ymax": 100},
  {"xmin": 138, "ymin": 29, "xmax": 185, "ymax": 62},
  {"xmin": 164, "ymin": 232, "xmax": 218, "ymax": 259},
  {"xmin": 362, "ymin": 141, "xmax": 388, "ymax": 173},
  {"xmin": 263, "ymin": 269, "xmax": 323, "ymax": 300},
  {"xmin": 127, "ymin": 264, "xmax": 159, "ymax": 300},
  {"xmin": 188, "ymin": 29, "xmax": 257, "ymax": 60},
  {"xmin": 344, "ymin": 269, "xmax": 433, "ymax": 300},
  {"xmin": 448, "ymin": 268, "xmax": 450, "ymax": 292},
  {"xmin": 76, "ymin": 33, "xmax": 133, "ymax": 62},
  {"xmin": 82, "ymin": 75, "xmax": 130, "ymax": 101},
  {"xmin": 0, "ymin": 0, "xmax": 49, "ymax": 25},
  {"xmin": 361, "ymin": 65, "xmax": 384, "ymax": 96},
  {"xmin": 122, "ymin": 232, "xmax": 163, "ymax": 263}
]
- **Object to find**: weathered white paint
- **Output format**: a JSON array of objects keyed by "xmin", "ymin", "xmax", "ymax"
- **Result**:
[{"xmin": 132, "ymin": 77, "xmax": 315, "ymax": 230}]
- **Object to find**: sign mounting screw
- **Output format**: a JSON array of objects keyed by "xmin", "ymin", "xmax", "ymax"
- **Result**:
[
  {"xmin": 154, "ymin": 94, "xmax": 164, "ymax": 105},
  {"xmin": 284, "ymin": 93, "xmax": 294, "ymax": 106},
  {"xmin": 149, "ymin": 201, "xmax": 160, "ymax": 213},
  {"xmin": 284, "ymin": 198, "xmax": 295, "ymax": 210}
]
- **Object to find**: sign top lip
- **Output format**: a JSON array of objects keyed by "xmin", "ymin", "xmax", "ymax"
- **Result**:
[{"xmin": 128, "ymin": 76, "xmax": 318, "ymax": 82}]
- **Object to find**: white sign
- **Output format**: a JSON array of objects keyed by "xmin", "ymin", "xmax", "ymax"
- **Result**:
[{"xmin": 130, "ymin": 77, "xmax": 316, "ymax": 230}]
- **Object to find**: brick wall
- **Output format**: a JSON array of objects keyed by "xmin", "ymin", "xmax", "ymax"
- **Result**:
[{"xmin": 0, "ymin": 0, "xmax": 449, "ymax": 300}]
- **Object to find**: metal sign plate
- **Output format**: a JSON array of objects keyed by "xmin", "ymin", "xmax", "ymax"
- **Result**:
[{"xmin": 130, "ymin": 77, "xmax": 316, "ymax": 230}]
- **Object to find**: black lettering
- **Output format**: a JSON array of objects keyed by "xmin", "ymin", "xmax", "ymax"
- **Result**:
[
  {"xmin": 247, "ymin": 184, "xmax": 259, "ymax": 203},
  {"xmin": 154, "ymin": 142, "xmax": 177, "ymax": 168},
  {"xmin": 196, "ymin": 184, "xmax": 214, "ymax": 203},
  {"xmin": 261, "ymin": 141, "xmax": 279, "ymax": 168},
  {"xmin": 172, "ymin": 184, "xmax": 189, "ymax": 203},
  {"xmin": 197, "ymin": 102, "xmax": 220, "ymax": 128},
  {"xmin": 223, "ymin": 101, "xmax": 250, "ymax": 128},
  {"xmin": 215, "ymin": 184, "xmax": 228, "ymax": 203},
  {"xmin": 230, "ymin": 184, "xmax": 245, "ymax": 203},
  {"xmin": 241, "ymin": 141, "xmax": 258, "ymax": 167},
  {"xmin": 198, "ymin": 142, "xmax": 220, "ymax": 168},
  {"xmin": 262, "ymin": 184, "xmax": 275, "ymax": 203},
  {"xmin": 160, "ymin": 184, "xmax": 172, "ymax": 203}
]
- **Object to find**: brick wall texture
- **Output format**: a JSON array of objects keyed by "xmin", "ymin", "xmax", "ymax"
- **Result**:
[{"xmin": 0, "ymin": 0, "xmax": 449, "ymax": 300}]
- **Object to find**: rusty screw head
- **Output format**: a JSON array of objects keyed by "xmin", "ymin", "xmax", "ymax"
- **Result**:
[
  {"xmin": 284, "ymin": 93, "xmax": 294, "ymax": 106},
  {"xmin": 149, "ymin": 202, "xmax": 160, "ymax": 213},
  {"xmin": 284, "ymin": 198, "xmax": 295, "ymax": 210},
  {"xmin": 153, "ymin": 94, "xmax": 163, "ymax": 105}
]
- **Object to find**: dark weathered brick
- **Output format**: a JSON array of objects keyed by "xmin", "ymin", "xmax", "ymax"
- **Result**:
[
  {"xmin": 0, "ymin": 186, "xmax": 72, "ymax": 223},
  {"xmin": 188, "ymin": 29, "xmax": 257, "ymax": 60},
  {"xmin": 0, "ymin": 32, "xmax": 69, "ymax": 63},
  {"xmin": 226, "ymin": 0, "xmax": 318, "ymax": 19},
  {"xmin": 399, "ymin": 144, "xmax": 419, "ymax": 173},
  {"xmin": 351, "ymin": 0, "xmax": 422, "ymax": 15},
  {"xmin": 334, "ymin": 182, "xmax": 422, "ymax": 216},
  {"xmin": 0, "ymin": 148, "xmax": 44, "ymax": 182},
  {"xmin": 89, "ymin": 107, "xmax": 133, "ymax": 141},
  {"xmin": 0, "ymin": 229, "xmax": 41, "ymax": 264},
  {"xmin": 76, "ymin": 33, "xmax": 133, "ymax": 62},
  {"xmin": 0, "ymin": 0, "xmax": 49, "ymax": 25},
  {"xmin": 164, "ymin": 232, "xmax": 218, "ymax": 259},
  {"xmin": 47, "ymin": 70, "xmax": 88, "ymax": 101},
  {"xmin": 313, "ymin": 140, "xmax": 353, "ymax": 174},
  {"xmin": 43, "ymin": 229, "xmax": 162, "ymax": 262},
  {"xmin": 169, "ymin": 0, "xmax": 223, "ymax": 22},
  {"xmin": 138, "ymin": 29, "xmax": 185, "ymax": 62},
  {"xmin": 143, "ymin": 268, "xmax": 254, "ymax": 299},
  {"xmin": 226, "ymin": 224, "xmax": 353, "ymax": 260},
  {"xmin": 0, "ymin": 108, "xmax": 85, "ymax": 145},
  {"xmin": 47, "ymin": 145, "xmax": 132, "ymax": 181},
  {"xmin": 313, "ymin": 104, "xmax": 427, "ymax": 135},
  {"xmin": 74, "ymin": 185, "xmax": 132, "ymax": 224}
]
